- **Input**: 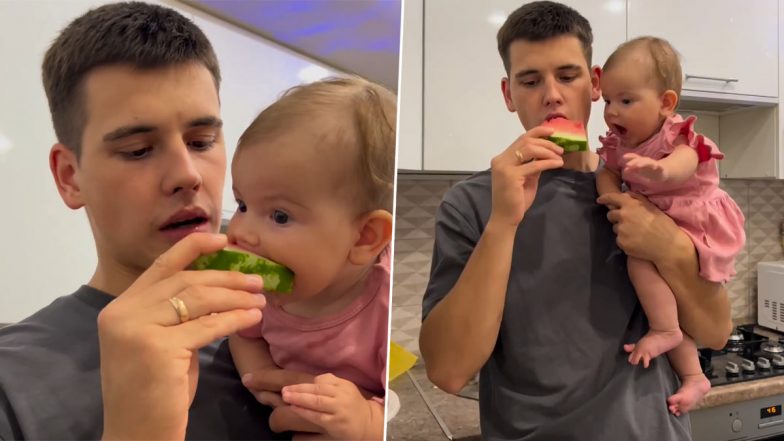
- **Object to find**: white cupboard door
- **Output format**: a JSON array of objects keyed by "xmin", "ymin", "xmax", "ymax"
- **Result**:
[
  {"xmin": 398, "ymin": 0, "xmax": 424, "ymax": 170},
  {"xmin": 423, "ymin": 0, "xmax": 626, "ymax": 171},
  {"xmin": 628, "ymin": 0, "xmax": 778, "ymax": 99}
]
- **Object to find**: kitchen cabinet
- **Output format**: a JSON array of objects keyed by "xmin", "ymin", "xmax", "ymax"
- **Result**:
[
  {"xmin": 628, "ymin": 0, "xmax": 778, "ymax": 101},
  {"xmin": 417, "ymin": 0, "xmax": 626, "ymax": 172},
  {"xmin": 397, "ymin": 0, "xmax": 423, "ymax": 170}
]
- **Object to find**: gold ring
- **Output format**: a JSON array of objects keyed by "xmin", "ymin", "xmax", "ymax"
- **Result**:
[
  {"xmin": 515, "ymin": 150, "xmax": 535, "ymax": 164},
  {"xmin": 168, "ymin": 296, "xmax": 190, "ymax": 324}
]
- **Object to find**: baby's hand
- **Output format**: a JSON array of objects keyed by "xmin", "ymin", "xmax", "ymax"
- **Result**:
[
  {"xmin": 622, "ymin": 153, "xmax": 667, "ymax": 184},
  {"xmin": 281, "ymin": 373, "xmax": 381, "ymax": 440}
]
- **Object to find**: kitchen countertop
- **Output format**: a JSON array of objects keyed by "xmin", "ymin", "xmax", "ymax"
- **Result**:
[
  {"xmin": 388, "ymin": 360, "xmax": 784, "ymax": 435},
  {"xmin": 387, "ymin": 362, "xmax": 481, "ymax": 441},
  {"xmin": 695, "ymin": 376, "xmax": 784, "ymax": 410}
]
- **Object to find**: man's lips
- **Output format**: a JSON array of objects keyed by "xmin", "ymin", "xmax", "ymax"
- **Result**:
[
  {"xmin": 160, "ymin": 207, "xmax": 210, "ymax": 230},
  {"xmin": 545, "ymin": 113, "xmax": 567, "ymax": 122}
]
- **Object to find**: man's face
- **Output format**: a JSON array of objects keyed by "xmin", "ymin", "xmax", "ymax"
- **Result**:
[
  {"xmin": 55, "ymin": 62, "xmax": 225, "ymax": 277},
  {"xmin": 502, "ymin": 35, "xmax": 600, "ymax": 131}
]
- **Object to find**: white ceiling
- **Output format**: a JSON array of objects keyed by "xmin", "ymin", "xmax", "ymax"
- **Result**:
[{"xmin": 183, "ymin": 0, "xmax": 402, "ymax": 91}]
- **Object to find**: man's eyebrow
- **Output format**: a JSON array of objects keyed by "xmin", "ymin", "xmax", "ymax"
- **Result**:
[
  {"xmin": 103, "ymin": 125, "xmax": 156, "ymax": 142},
  {"xmin": 514, "ymin": 69, "xmax": 539, "ymax": 79},
  {"xmin": 556, "ymin": 64, "xmax": 582, "ymax": 72},
  {"xmin": 188, "ymin": 116, "xmax": 223, "ymax": 129}
]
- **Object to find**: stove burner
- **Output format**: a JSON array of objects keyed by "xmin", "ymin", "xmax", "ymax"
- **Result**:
[
  {"xmin": 702, "ymin": 324, "xmax": 784, "ymax": 387},
  {"xmin": 725, "ymin": 330, "xmax": 745, "ymax": 353},
  {"xmin": 762, "ymin": 341, "xmax": 784, "ymax": 354}
]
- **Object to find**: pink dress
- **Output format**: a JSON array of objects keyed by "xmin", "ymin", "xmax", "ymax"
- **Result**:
[
  {"xmin": 597, "ymin": 114, "xmax": 746, "ymax": 283},
  {"xmin": 240, "ymin": 248, "xmax": 390, "ymax": 399}
]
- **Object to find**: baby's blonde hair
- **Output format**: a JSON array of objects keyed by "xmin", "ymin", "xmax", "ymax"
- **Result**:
[
  {"xmin": 237, "ymin": 76, "xmax": 396, "ymax": 213},
  {"xmin": 604, "ymin": 36, "xmax": 682, "ymax": 96}
]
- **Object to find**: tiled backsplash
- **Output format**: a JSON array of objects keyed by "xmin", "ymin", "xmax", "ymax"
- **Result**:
[{"xmin": 391, "ymin": 175, "xmax": 784, "ymax": 355}]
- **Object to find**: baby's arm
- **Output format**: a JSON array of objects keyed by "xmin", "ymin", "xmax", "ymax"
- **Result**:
[
  {"xmin": 597, "ymin": 166, "xmax": 623, "ymax": 197},
  {"xmin": 623, "ymin": 137, "xmax": 699, "ymax": 185},
  {"xmin": 229, "ymin": 335, "xmax": 323, "ymax": 434},
  {"xmin": 282, "ymin": 373, "xmax": 385, "ymax": 441}
]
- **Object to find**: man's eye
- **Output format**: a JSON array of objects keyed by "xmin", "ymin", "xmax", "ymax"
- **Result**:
[
  {"xmin": 189, "ymin": 139, "xmax": 216, "ymax": 150},
  {"xmin": 122, "ymin": 147, "xmax": 152, "ymax": 159},
  {"xmin": 272, "ymin": 210, "xmax": 289, "ymax": 225}
]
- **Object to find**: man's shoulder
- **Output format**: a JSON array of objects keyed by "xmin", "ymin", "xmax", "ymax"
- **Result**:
[{"xmin": 439, "ymin": 169, "xmax": 492, "ymax": 219}]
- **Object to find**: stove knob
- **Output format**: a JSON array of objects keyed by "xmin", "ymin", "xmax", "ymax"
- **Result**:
[
  {"xmin": 757, "ymin": 357, "xmax": 772, "ymax": 370},
  {"xmin": 741, "ymin": 358, "xmax": 756, "ymax": 373},
  {"xmin": 773, "ymin": 355, "xmax": 784, "ymax": 369},
  {"xmin": 732, "ymin": 418, "xmax": 742, "ymax": 433},
  {"xmin": 726, "ymin": 361, "xmax": 740, "ymax": 376}
]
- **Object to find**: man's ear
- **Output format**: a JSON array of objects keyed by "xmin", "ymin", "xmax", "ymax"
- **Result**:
[
  {"xmin": 590, "ymin": 65, "xmax": 602, "ymax": 102},
  {"xmin": 501, "ymin": 77, "xmax": 516, "ymax": 112},
  {"xmin": 348, "ymin": 210, "xmax": 393, "ymax": 265},
  {"xmin": 660, "ymin": 89, "xmax": 679, "ymax": 116},
  {"xmin": 50, "ymin": 143, "xmax": 84, "ymax": 210}
]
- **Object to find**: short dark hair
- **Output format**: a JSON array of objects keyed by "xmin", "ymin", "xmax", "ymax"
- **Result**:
[
  {"xmin": 42, "ymin": 1, "xmax": 221, "ymax": 157},
  {"xmin": 497, "ymin": 1, "xmax": 593, "ymax": 74}
]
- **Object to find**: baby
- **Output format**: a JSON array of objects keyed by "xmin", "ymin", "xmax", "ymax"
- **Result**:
[
  {"xmin": 226, "ymin": 76, "xmax": 396, "ymax": 440},
  {"xmin": 596, "ymin": 37, "xmax": 745, "ymax": 415}
]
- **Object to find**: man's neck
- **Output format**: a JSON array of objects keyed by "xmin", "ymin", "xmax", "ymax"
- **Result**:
[
  {"xmin": 561, "ymin": 150, "xmax": 600, "ymax": 172},
  {"xmin": 88, "ymin": 262, "xmax": 142, "ymax": 297}
]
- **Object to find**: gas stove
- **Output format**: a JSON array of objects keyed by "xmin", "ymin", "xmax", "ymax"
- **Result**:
[
  {"xmin": 692, "ymin": 324, "xmax": 784, "ymax": 441},
  {"xmin": 699, "ymin": 324, "xmax": 784, "ymax": 386}
]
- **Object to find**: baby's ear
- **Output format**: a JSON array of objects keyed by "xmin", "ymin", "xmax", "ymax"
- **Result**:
[
  {"xmin": 348, "ymin": 210, "xmax": 393, "ymax": 265},
  {"xmin": 660, "ymin": 90, "xmax": 679, "ymax": 115}
]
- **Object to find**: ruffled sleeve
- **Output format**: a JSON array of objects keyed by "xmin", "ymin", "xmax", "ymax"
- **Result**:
[
  {"xmin": 664, "ymin": 115, "xmax": 724, "ymax": 163},
  {"xmin": 597, "ymin": 131, "xmax": 622, "ymax": 172}
]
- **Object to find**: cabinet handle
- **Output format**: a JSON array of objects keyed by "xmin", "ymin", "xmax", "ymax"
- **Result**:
[{"xmin": 685, "ymin": 74, "xmax": 738, "ymax": 83}]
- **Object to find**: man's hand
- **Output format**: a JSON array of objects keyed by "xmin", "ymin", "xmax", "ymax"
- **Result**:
[
  {"xmin": 623, "ymin": 153, "xmax": 667, "ymax": 184},
  {"xmin": 596, "ymin": 192, "xmax": 679, "ymax": 264},
  {"xmin": 281, "ymin": 373, "xmax": 383, "ymax": 440},
  {"xmin": 99, "ymin": 233, "xmax": 267, "ymax": 441},
  {"xmin": 489, "ymin": 126, "xmax": 564, "ymax": 228}
]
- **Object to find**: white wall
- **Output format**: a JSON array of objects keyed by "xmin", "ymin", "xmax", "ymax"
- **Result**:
[{"xmin": 0, "ymin": 0, "xmax": 338, "ymax": 323}]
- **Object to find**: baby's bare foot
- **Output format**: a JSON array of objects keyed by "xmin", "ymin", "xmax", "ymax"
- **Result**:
[
  {"xmin": 667, "ymin": 374, "xmax": 711, "ymax": 416},
  {"xmin": 623, "ymin": 329, "xmax": 683, "ymax": 367}
]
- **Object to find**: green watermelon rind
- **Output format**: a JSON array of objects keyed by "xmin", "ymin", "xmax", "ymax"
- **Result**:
[
  {"xmin": 548, "ymin": 135, "xmax": 589, "ymax": 152},
  {"xmin": 191, "ymin": 249, "xmax": 294, "ymax": 294},
  {"xmin": 543, "ymin": 118, "xmax": 588, "ymax": 152}
]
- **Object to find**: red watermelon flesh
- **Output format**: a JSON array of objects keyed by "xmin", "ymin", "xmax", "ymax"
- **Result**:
[{"xmin": 542, "ymin": 118, "xmax": 588, "ymax": 152}]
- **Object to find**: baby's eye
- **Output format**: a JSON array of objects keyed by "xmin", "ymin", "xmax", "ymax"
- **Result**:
[
  {"xmin": 622, "ymin": 98, "xmax": 632, "ymax": 105},
  {"xmin": 235, "ymin": 199, "xmax": 247, "ymax": 213},
  {"xmin": 272, "ymin": 210, "xmax": 289, "ymax": 225}
]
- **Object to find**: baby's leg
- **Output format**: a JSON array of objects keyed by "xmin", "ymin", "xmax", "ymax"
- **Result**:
[
  {"xmin": 623, "ymin": 256, "xmax": 682, "ymax": 367},
  {"xmin": 666, "ymin": 335, "xmax": 711, "ymax": 416},
  {"xmin": 269, "ymin": 405, "xmax": 323, "ymax": 435}
]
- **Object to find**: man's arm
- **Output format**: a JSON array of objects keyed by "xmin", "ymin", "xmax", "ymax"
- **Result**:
[
  {"xmin": 419, "ymin": 217, "xmax": 517, "ymax": 394},
  {"xmin": 597, "ymin": 192, "xmax": 732, "ymax": 349},
  {"xmin": 420, "ymin": 127, "xmax": 564, "ymax": 394}
]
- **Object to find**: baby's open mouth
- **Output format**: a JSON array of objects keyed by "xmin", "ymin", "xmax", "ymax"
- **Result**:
[{"xmin": 613, "ymin": 124, "xmax": 628, "ymax": 136}]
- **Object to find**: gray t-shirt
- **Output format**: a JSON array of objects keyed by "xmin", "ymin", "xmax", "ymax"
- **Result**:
[
  {"xmin": 423, "ymin": 168, "xmax": 692, "ymax": 441},
  {"xmin": 0, "ymin": 285, "xmax": 287, "ymax": 440}
]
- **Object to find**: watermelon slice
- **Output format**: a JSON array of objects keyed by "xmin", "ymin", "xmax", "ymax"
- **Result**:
[
  {"xmin": 542, "ymin": 118, "xmax": 588, "ymax": 152},
  {"xmin": 191, "ymin": 248, "xmax": 294, "ymax": 294}
]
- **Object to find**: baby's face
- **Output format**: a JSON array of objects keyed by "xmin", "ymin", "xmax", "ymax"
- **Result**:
[
  {"xmin": 600, "ymin": 56, "xmax": 668, "ymax": 147},
  {"xmin": 226, "ymin": 128, "xmax": 362, "ymax": 304}
]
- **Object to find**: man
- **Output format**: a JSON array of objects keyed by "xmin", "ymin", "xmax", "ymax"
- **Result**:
[
  {"xmin": 0, "ymin": 3, "xmax": 304, "ymax": 439},
  {"xmin": 419, "ymin": 2, "xmax": 732, "ymax": 440}
]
